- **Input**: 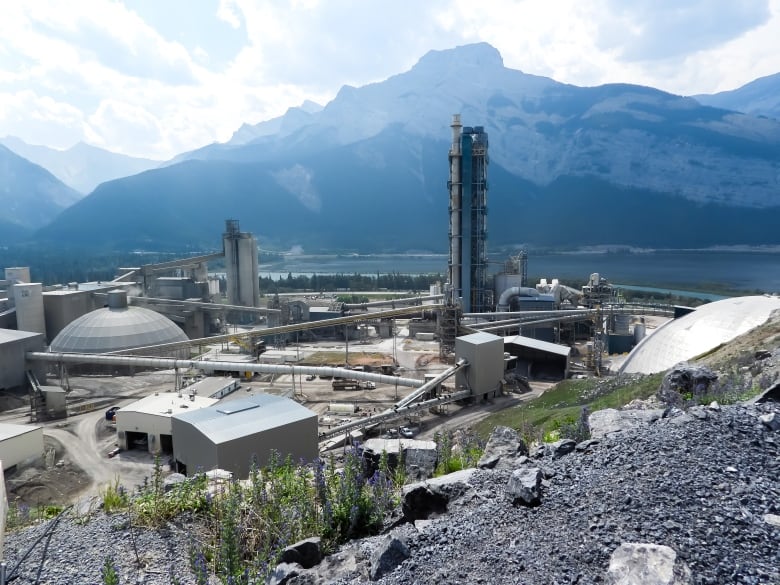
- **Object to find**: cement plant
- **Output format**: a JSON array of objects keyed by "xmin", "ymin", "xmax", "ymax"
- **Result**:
[{"xmin": 0, "ymin": 115, "xmax": 778, "ymax": 524}]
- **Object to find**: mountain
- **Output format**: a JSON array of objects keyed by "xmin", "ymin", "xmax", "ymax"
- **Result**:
[
  {"xmin": 694, "ymin": 72, "xmax": 780, "ymax": 121},
  {"xmin": 0, "ymin": 145, "xmax": 81, "ymax": 244},
  {"xmin": 0, "ymin": 137, "xmax": 161, "ymax": 194},
  {"xmin": 35, "ymin": 43, "xmax": 780, "ymax": 252}
]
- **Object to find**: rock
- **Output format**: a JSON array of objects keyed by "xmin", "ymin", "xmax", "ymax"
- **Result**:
[
  {"xmin": 477, "ymin": 425, "xmax": 528, "ymax": 469},
  {"xmin": 688, "ymin": 406, "xmax": 709, "ymax": 420},
  {"xmin": 266, "ymin": 562, "xmax": 304, "ymax": 585},
  {"xmin": 589, "ymin": 408, "xmax": 664, "ymax": 439},
  {"xmin": 751, "ymin": 382, "xmax": 780, "ymax": 403},
  {"xmin": 401, "ymin": 468, "xmax": 476, "ymax": 521},
  {"xmin": 759, "ymin": 412, "xmax": 780, "ymax": 431},
  {"xmin": 279, "ymin": 537, "xmax": 322, "ymax": 569},
  {"xmin": 755, "ymin": 349, "xmax": 772, "ymax": 360},
  {"xmin": 361, "ymin": 438, "xmax": 439, "ymax": 481},
  {"xmin": 763, "ymin": 514, "xmax": 780, "ymax": 527},
  {"xmin": 576, "ymin": 438, "xmax": 600, "ymax": 452},
  {"xmin": 551, "ymin": 439, "xmax": 576, "ymax": 459},
  {"xmin": 707, "ymin": 401, "xmax": 721, "ymax": 411},
  {"xmin": 507, "ymin": 467, "xmax": 542, "ymax": 507},
  {"xmin": 369, "ymin": 535, "xmax": 410, "ymax": 580},
  {"xmin": 162, "ymin": 473, "xmax": 187, "ymax": 492},
  {"xmin": 608, "ymin": 542, "xmax": 692, "ymax": 585}
]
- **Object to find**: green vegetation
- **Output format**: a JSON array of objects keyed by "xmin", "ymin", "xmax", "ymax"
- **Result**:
[
  {"xmin": 260, "ymin": 272, "xmax": 444, "ymax": 294},
  {"xmin": 434, "ymin": 429, "xmax": 484, "ymax": 475},
  {"xmin": 89, "ymin": 450, "xmax": 400, "ymax": 584},
  {"xmin": 474, "ymin": 374, "xmax": 664, "ymax": 443},
  {"xmin": 101, "ymin": 557, "xmax": 119, "ymax": 585},
  {"xmin": 4, "ymin": 501, "xmax": 65, "ymax": 530}
]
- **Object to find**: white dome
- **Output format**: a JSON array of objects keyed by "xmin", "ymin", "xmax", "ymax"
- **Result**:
[
  {"xmin": 51, "ymin": 304, "xmax": 188, "ymax": 354},
  {"xmin": 620, "ymin": 295, "xmax": 780, "ymax": 375}
]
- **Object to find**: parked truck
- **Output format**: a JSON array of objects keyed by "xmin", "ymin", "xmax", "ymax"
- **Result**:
[{"xmin": 332, "ymin": 379, "xmax": 361, "ymax": 391}]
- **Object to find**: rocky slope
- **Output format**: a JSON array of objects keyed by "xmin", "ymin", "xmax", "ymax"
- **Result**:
[{"xmin": 3, "ymin": 397, "xmax": 778, "ymax": 584}]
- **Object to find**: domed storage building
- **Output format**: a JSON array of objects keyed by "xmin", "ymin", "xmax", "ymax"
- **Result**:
[
  {"xmin": 49, "ymin": 290, "xmax": 189, "ymax": 371},
  {"xmin": 620, "ymin": 295, "xmax": 780, "ymax": 375}
]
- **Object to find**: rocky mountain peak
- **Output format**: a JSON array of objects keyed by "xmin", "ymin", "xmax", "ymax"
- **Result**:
[{"xmin": 412, "ymin": 42, "xmax": 505, "ymax": 74}]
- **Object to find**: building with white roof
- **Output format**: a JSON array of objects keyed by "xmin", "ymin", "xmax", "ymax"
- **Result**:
[
  {"xmin": 0, "ymin": 423, "xmax": 43, "ymax": 471},
  {"xmin": 115, "ymin": 391, "xmax": 219, "ymax": 454},
  {"xmin": 620, "ymin": 295, "xmax": 780, "ymax": 375}
]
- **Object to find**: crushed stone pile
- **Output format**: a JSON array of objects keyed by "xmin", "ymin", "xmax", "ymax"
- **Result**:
[{"xmin": 3, "ymin": 401, "xmax": 779, "ymax": 584}]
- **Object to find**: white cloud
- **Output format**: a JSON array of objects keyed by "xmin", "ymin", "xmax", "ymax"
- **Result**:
[{"xmin": 0, "ymin": 0, "xmax": 778, "ymax": 159}]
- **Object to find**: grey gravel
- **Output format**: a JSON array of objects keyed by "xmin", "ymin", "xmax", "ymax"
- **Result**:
[{"xmin": 4, "ymin": 402, "xmax": 779, "ymax": 584}]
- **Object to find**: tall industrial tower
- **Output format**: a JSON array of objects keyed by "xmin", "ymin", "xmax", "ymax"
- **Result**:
[
  {"xmin": 447, "ymin": 114, "xmax": 490, "ymax": 313},
  {"xmin": 223, "ymin": 219, "xmax": 260, "ymax": 308}
]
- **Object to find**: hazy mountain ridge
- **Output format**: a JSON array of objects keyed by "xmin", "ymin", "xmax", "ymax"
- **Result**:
[
  {"xmin": 0, "ymin": 145, "xmax": 81, "ymax": 243},
  {"xmin": 0, "ymin": 136, "xmax": 161, "ymax": 194},
  {"xmin": 694, "ymin": 72, "xmax": 780, "ymax": 121},
  {"xmin": 27, "ymin": 43, "xmax": 780, "ymax": 251}
]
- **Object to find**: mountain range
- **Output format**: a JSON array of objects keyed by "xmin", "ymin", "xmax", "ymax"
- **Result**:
[
  {"xmin": 5, "ymin": 43, "xmax": 780, "ymax": 252},
  {"xmin": 0, "ymin": 145, "xmax": 82, "ymax": 239},
  {"xmin": 0, "ymin": 136, "xmax": 160, "ymax": 195}
]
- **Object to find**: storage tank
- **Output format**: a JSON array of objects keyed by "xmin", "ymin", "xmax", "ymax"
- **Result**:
[
  {"xmin": 633, "ymin": 323, "xmax": 646, "ymax": 344},
  {"xmin": 13, "ymin": 283, "xmax": 46, "ymax": 337},
  {"xmin": 328, "ymin": 403, "xmax": 358, "ymax": 415}
]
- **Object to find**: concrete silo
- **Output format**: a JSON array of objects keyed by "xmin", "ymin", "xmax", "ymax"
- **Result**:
[{"xmin": 223, "ymin": 220, "xmax": 259, "ymax": 308}]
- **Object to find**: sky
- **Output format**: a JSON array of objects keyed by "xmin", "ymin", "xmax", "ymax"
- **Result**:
[{"xmin": 0, "ymin": 0, "xmax": 778, "ymax": 160}]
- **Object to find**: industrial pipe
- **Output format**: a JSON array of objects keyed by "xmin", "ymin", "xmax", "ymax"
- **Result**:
[
  {"xmin": 26, "ymin": 352, "xmax": 424, "ymax": 388},
  {"xmin": 394, "ymin": 359, "xmax": 467, "ymax": 410},
  {"xmin": 497, "ymin": 287, "xmax": 540, "ymax": 311},
  {"xmin": 342, "ymin": 294, "xmax": 444, "ymax": 311}
]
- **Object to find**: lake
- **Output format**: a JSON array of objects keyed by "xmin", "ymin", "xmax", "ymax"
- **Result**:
[{"xmin": 260, "ymin": 250, "xmax": 780, "ymax": 295}]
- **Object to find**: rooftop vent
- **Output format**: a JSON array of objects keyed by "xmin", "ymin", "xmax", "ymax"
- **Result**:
[{"xmin": 107, "ymin": 289, "xmax": 129, "ymax": 310}]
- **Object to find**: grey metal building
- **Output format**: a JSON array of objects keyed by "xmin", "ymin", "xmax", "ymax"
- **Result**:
[
  {"xmin": 455, "ymin": 331, "xmax": 504, "ymax": 397},
  {"xmin": 171, "ymin": 394, "xmax": 318, "ymax": 478},
  {"xmin": 504, "ymin": 335, "xmax": 571, "ymax": 381},
  {"xmin": 0, "ymin": 329, "xmax": 45, "ymax": 391}
]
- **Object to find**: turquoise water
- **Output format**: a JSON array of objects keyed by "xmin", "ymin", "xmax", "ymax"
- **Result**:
[{"xmin": 260, "ymin": 250, "xmax": 780, "ymax": 294}]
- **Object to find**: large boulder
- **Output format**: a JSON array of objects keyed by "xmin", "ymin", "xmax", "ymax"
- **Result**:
[
  {"xmin": 361, "ymin": 438, "xmax": 438, "ymax": 481},
  {"xmin": 608, "ymin": 542, "xmax": 692, "ymax": 585},
  {"xmin": 507, "ymin": 467, "xmax": 542, "ymax": 506},
  {"xmin": 279, "ymin": 537, "xmax": 322, "ymax": 569},
  {"xmin": 401, "ymin": 468, "xmax": 476, "ymax": 521},
  {"xmin": 589, "ymin": 408, "xmax": 664, "ymax": 439},
  {"xmin": 369, "ymin": 534, "xmax": 410, "ymax": 581},
  {"xmin": 477, "ymin": 426, "xmax": 528, "ymax": 469}
]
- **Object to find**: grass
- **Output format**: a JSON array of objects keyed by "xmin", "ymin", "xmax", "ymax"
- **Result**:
[{"xmin": 473, "ymin": 373, "xmax": 665, "ymax": 442}]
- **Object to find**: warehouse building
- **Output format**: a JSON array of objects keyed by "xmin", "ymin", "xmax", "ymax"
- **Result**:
[
  {"xmin": 0, "ymin": 329, "xmax": 45, "ymax": 391},
  {"xmin": 115, "ymin": 392, "xmax": 219, "ymax": 454},
  {"xmin": 171, "ymin": 394, "xmax": 318, "ymax": 478},
  {"xmin": 504, "ymin": 335, "xmax": 571, "ymax": 380},
  {"xmin": 0, "ymin": 423, "xmax": 44, "ymax": 471}
]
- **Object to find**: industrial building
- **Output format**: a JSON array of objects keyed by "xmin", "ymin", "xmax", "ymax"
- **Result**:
[
  {"xmin": 0, "ymin": 329, "xmax": 45, "ymax": 392},
  {"xmin": 115, "ymin": 392, "xmax": 219, "ymax": 454},
  {"xmin": 454, "ymin": 332, "xmax": 504, "ymax": 398},
  {"xmin": 0, "ymin": 423, "xmax": 43, "ymax": 471},
  {"xmin": 447, "ymin": 115, "xmax": 490, "ymax": 313},
  {"xmin": 223, "ymin": 219, "xmax": 260, "ymax": 308},
  {"xmin": 504, "ymin": 335, "xmax": 571, "ymax": 381},
  {"xmin": 171, "ymin": 394, "xmax": 318, "ymax": 478}
]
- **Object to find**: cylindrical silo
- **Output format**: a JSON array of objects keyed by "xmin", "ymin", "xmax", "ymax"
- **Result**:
[
  {"xmin": 633, "ymin": 323, "xmax": 646, "ymax": 344},
  {"xmin": 13, "ymin": 283, "xmax": 46, "ymax": 337}
]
